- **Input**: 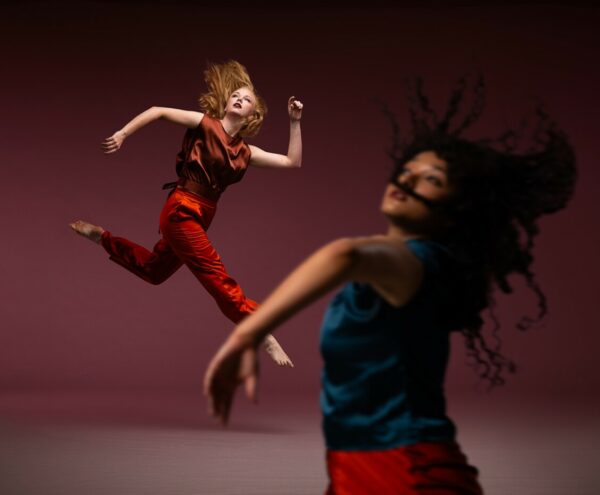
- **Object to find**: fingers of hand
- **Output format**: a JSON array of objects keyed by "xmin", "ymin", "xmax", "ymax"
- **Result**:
[
  {"xmin": 101, "ymin": 139, "xmax": 120, "ymax": 154},
  {"xmin": 209, "ymin": 381, "xmax": 230, "ymax": 423},
  {"xmin": 245, "ymin": 375, "xmax": 258, "ymax": 403},
  {"xmin": 69, "ymin": 220, "xmax": 87, "ymax": 235},
  {"xmin": 288, "ymin": 97, "xmax": 303, "ymax": 110},
  {"xmin": 241, "ymin": 349, "xmax": 259, "ymax": 378},
  {"xmin": 219, "ymin": 392, "xmax": 233, "ymax": 425},
  {"xmin": 204, "ymin": 363, "xmax": 239, "ymax": 424},
  {"xmin": 203, "ymin": 360, "xmax": 222, "ymax": 417},
  {"xmin": 207, "ymin": 394, "xmax": 216, "ymax": 417},
  {"xmin": 202, "ymin": 360, "xmax": 216, "ymax": 397}
]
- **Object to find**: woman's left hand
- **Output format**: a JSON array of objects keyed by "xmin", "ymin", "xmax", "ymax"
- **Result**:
[
  {"xmin": 288, "ymin": 96, "xmax": 303, "ymax": 121},
  {"xmin": 203, "ymin": 333, "xmax": 259, "ymax": 425}
]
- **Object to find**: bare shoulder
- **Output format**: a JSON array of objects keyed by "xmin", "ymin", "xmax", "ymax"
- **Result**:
[
  {"xmin": 349, "ymin": 235, "xmax": 420, "ymax": 259},
  {"xmin": 345, "ymin": 235, "xmax": 425, "ymax": 308},
  {"xmin": 247, "ymin": 144, "xmax": 261, "ymax": 157}
]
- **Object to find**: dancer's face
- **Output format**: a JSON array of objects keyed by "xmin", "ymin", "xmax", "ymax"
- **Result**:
[
  {"xmin": 225, "ymin": 87, "xmax": 257, "ymax": 119},
  {"xmin": 381, "ymin": 151, "xmax": 455, "ymax": 235}
]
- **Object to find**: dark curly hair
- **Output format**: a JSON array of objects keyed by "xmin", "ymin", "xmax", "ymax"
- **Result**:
[{"xmin": 382, "ymin": 74, "xmax": 577, "ymax": 387}]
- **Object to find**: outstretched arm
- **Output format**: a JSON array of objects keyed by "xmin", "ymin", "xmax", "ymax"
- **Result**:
[
  {"xmin": 203, "ymin": 235, "xmax": 424, "ymax": 424},
  {"xmin": 248, "ymin": 97, "xmax": 303, "ymax": 168},
  {"xmin": 101, "ymin": 107, "xmax": 204, "ymax": 154}
]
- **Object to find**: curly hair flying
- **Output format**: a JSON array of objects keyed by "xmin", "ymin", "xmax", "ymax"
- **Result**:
[
  {"xmin": 383, "ymin": 74, "xmax": 577, "ymax": 387},
  {"xmin": 198, "ymin": 60, "xmax": 267, "ymax": 138}
]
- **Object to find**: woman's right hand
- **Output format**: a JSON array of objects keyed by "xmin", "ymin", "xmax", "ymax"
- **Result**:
[
  {"xmin": 101, "ymin": 130, "xmax": 127, "ymax": 154},
  {"xmin": 204, "ymin": 333, "xmax": 260, "ymax": 425}
]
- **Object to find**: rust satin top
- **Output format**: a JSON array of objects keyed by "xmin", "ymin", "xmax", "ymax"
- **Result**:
[{"xmin": 175, "ymin": 115, "xmax": 252, "ymax": 200}]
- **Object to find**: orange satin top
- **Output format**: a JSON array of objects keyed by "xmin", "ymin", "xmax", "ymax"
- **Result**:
[{"xmin": 175, "ymin": 115, "xmax": 252, "ymax": 200}]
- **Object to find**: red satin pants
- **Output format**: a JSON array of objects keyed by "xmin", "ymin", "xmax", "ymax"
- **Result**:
[
  {"xmin": 325, "ymin": 441, "xmax": 483, "ymax": 495},
  {"xmin": 100, "ymin": 188, "xmax": 257, "ymax": 323}
]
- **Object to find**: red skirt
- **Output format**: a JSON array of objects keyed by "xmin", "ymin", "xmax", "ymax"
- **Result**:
[{"xmin": 325, "ymin": 441, "xmax": 483, "ymax": 495}]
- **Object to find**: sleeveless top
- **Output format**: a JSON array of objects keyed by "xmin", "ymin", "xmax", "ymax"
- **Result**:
[
  {"xmin": 175, "ymin": 115, "xmax": 252, "ymax": 199},
  {"xmin": 320, "ymin": 239, "xmax": 465, "ymax": 451}
]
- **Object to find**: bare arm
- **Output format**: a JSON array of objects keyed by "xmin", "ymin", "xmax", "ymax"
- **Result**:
[
  {"xmin": 203, "ymin": 235, "xmax": 424, "ymax": 423},
  {"xmin": 230, "ymin": 236, "xmax": 422, "ymax": 345},
  {"xmin": 101, "ymin": 107, "xmax": 204, "ymax": 154},
  {"xmin": 248, "ymin": 97, "xmax": 303, "ymax": 168}
]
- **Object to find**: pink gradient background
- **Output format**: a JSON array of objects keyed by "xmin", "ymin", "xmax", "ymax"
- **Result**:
[{"xmin": 1, "ymin": 1, "xmax": 599, "ymax": 409}]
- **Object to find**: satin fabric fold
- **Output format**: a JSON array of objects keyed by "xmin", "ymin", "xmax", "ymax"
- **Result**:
[{"xmin": 101, "ymin": 187, "xmax": 257, "ymax": 323}]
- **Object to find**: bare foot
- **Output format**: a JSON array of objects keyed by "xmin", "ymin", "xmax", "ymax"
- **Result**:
[
  {"xmin": 69, "ymin": 220, "xmax": 105, "ymax": 244},
  {"xmin": 263, "ymin": 334, "xmax": 294, "ymax": 367}
]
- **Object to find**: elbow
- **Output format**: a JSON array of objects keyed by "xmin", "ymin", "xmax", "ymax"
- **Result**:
[
  {"xmin": 288, "ymin": 157, "xmax": 302, "ymax": 168},
  {"xmin": 149, "ymin": 106, "xmax": 164, "ymax": 119}
]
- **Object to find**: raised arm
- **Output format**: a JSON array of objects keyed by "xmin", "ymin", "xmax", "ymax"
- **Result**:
[
  {"xmin": 248, "ymin": 97, "xmax": 303, "ymax": 168},
  {"xmin": 101, "ymin": 107, "xmax": 204, "ymax": 154},
  {"xmin": 203, "ymin": 235, "xmax": 424, "ymax": 424}
]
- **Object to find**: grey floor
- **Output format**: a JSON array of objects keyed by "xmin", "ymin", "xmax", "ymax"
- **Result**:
[{"xmin": 0, "ymin": 391, "xmax": 598, "ymax": 495}]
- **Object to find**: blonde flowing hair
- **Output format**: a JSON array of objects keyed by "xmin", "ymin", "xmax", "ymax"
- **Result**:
[{"xmin": 198, "ymin": 60, "xmax": 267, "ymax": 138}]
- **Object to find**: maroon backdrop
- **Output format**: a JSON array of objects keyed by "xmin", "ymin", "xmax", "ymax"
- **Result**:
[{"xmin": 1, "ymin": 2, "xmax": 598, "ymax": 407}]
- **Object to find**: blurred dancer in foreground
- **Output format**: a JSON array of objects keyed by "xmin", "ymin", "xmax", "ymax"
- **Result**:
[{"xmin": 204, "ymin": 75, "xmax": 576, "ymax": 494}]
